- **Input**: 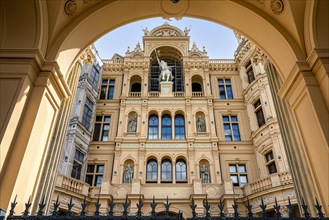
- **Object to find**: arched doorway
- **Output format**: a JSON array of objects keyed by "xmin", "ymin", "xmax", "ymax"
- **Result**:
[{"xmin": 0, "ymin": 0, "xmax": 327, "ymax": 215}]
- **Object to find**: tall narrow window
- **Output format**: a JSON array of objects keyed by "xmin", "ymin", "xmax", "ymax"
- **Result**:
[
  {"xmin": 100, "ymin": 79, "xmax": 115, "ymax": 100},
  {"xmin": 162, "ymin": 114, "xmax": 172, "ymax": 139},
  {"xmin": 148, "ymin": 114, "xmax": 159, "ymax": 139},
  {"xmin": 229, "ymin": 164, "xmax": 248, "ymax": 186},
  {"xmin": 81, "ymin": 98, "xmax": 93, "ymax": 130},
  {"xmin": 93, "ymin": 115, "xmax": 111, "ymax": 141},
  {"xmin": 175, "ymin": 115, "xmax": 185, "ymax": 139},
  {"xmin": 246, "ymin": 61, "xmax": 255, "ymax": 83},
  {"xmin": 176, "ymin": 160, "xmax": 187, "ymax": 182},
  {"xmin": 223, "ymin": 115, "xmax": 241, "ymax": 141},
  {"xmin": 85, "ymin": 164, "xmax": 104, "ymax": 187},
  {"xmin": 89, "ymin": 65, "xmax": 100, "ymax": 87},
  {"xmin": 254, "ymin": 99, "xmax": 265, "ymax": 127},
  {"xmin": 218, "ymin": 79, "xmax": 233, "ymax": 99},
  {"xmin": 146, "ymin": 159, "xmax": 158, "ymax": 182},
  {"xmin": 161, "ymin": 160, "xmax": 172, "ymax": 182},
  {"xmin": 265, "ymin": 151, "xmax": 277, "ymax": 174},
  {"xmin": 71, "ymin": 149, "xmax": 84, "ymax": 180}
]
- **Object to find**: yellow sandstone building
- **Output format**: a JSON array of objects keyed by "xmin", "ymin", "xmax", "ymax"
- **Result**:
[
  {"xmin": 0, "ymin": 0, "xmax": 328, "ymax": 218},
  {"xmin": 52, "ymin": 23, "xmax": 296, "ymax": 217}
]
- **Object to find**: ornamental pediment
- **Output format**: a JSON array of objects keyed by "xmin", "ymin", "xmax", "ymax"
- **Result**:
[{"xmin": 146, "ymin": 22, "xmax": 186, "ymax": 37}]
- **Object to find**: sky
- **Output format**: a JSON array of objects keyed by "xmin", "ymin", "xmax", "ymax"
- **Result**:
[{"xmin": 94, "ymin": 17, "xmax": 238, "ymax": 60}]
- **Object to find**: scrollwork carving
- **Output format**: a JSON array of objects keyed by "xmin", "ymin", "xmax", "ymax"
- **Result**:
[
  {"xmin": 64, "ymin": 0, "xmax": 77, "ymax": 16},
  {"xmin": 270, "ymin": 0, "xmax": 284, "ymax": 15}
]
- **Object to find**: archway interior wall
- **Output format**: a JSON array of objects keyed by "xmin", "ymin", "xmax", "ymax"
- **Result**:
[{"xmin": 53, "ymin": 0, "xmax": 300, "ymax": 82}]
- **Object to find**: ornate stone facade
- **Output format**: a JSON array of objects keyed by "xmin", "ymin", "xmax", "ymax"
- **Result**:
[{"xmin": 51, "ymin": 24, "xmax": 297, "ymax": 217}]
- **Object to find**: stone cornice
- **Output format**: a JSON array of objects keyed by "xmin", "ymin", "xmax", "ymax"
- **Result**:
[
  {"xmin": 0, "ymin": 48, "xmax": 71, "ymax": 99},
  {"xmin": 277, "ymin": 61, "xmax": 311, "ymax": 99}
]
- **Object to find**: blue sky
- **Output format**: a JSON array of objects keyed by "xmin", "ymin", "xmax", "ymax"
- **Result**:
[{"xmin": 94, "ymin": 17, "xmax": 238, "ymax": 59}]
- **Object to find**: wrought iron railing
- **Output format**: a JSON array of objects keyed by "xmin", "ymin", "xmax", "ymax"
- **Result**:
[{"xmin": 1, "ymin": 195, "xmax": 327, "ymax": 220}]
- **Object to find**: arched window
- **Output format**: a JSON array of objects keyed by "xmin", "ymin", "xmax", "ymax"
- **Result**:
[
  {"xmin": 146, "ymin": 159, "xmax": 158, "ymax": 182},
  {"xmin": 161, "ymin": 159, "xmax": 172, "ymax": 182},
  {"xmin": 161, "ymin": 114, "xmax": 172, "ymax": 139},
  {"xmin": 175, "ymin": 115, "xmax": 185, "ymax": 139},
  {"xmin": 192, "ymin": 82, "xmax": 202, "ymax": 92},
  {"xmin": 176, "ymin": 160, "xmax": 187, "ymax": 182},
  {"xmin": 148, "ymin": 114, "xmax": 159, "ymax": 139},
  {"xmin": 131, "ymin": 83, "xmax": 141, "ymax": 92}
]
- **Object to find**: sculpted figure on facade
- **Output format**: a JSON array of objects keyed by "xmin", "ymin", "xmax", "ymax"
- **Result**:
[
  {"xmin": 200, "ymin": 165, "xmax": 210, "ymax": 183},
  {"xmin": 155, "ymin": 49, "xmax": 174, "ymax": 82},
  {"xmin": 128, "ymin": 114, "xmax": 137, "ymax": 132},
  {"xmin": 196, "ymin": 115, "xmax": 206, "ymax": 132},
  {"xmin": 123, "ymin": 164, "xmax": 133, "ymax": 183}
]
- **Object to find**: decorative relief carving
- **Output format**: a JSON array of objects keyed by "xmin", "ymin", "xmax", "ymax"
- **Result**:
[
  {"xmin": 194, "ymin": 143, "xmax": 212, "ymax": 148},
  {"xmin": 158, "ymin": 0, "xmax": 189, "ymax": 20},
  {"xmin": 145, "ymin": 143, "xmax": 187, "ymax": 148},
  {"xmin": 121, "ymin": 143, "xmax": 139, "ymax": 148},
  {"xmin": 148, "ymin": 100, "xmax": 185, "ymax": 104},
  {"xmin": 64, "ymin": 0, "xmax": 78, "ymax": 16},
  {"xmin": 206, "ymin": 186, "xmax": 218, "ymax": 197},
  {"xmin": 270, "ymin": 0, "xmax": 284, "ymax": 15},
  {"xmin": 283, "ymin": 190, "xmax": 296, "ymax": 199}
]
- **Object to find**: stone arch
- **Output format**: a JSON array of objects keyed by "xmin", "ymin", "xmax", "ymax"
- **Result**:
[
  {"xmin": 49, "ymin": 1, "xmax": 305, "ymax": 81},
  {"xmin": 129, "ymin": 74, "xmax": 142, "ymax": 93}
]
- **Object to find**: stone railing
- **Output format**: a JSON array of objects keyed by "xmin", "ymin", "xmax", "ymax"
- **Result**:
[
  {"xmin": 56, "ymin": 174, "xmax": 89, "ymax": 196},
  {"xmin": 128, "ymin": 92, "xmax": 141, "ymax": 97},
  {"xmin": 148, "ymin": 92, "xmax": 160, "ymax": 97},
  {"xmin": 192, "ymin": 92, "xmax": 203, "ymax": 97},
  {"xmin": 243, "ymin": 171, "xmax": 293, "ymax": 196},
  {"xmin": 174, "ymin": 92, "xmax": 184, "ymax": 97},
  {"xmin": 102, "ymin": 59, "xmax": 124, "ymax": 64},
  {"xmin": 209, "ymin": 59, "xmax": 235, "ymax": 64}
]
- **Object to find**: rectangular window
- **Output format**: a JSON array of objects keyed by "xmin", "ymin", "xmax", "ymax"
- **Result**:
[
  {"xmin": 93, "ymin": 115, "xmax": 111, "ymax": 141},
  {"xmin": 265, "ymin": 151, "xmax": 277, "ymax": 174},
  {"xmin": 223, "ymin": 115, "xmax": 241, "ymax": 141},
  {"xmin": 89, "ymin": 66, "xmax": 100, "ymax": 88},
  {"xmin": 229, "ymin": 164, "xmax": 248, "ymax": 186},
  {"xmin": 218, "ymin": 79, "xmax": 233, "ymax": 99},
  {"xmin": 246, "ymin": 61, "xmax": 255, "ymax": 83},
  {"xmin": 85, "ymin": 164, "xmax": 104, "ymax": 187},
  {"xmin": 71, "ymin": 149, "xmax": 84, "ymax": 180},
  {"xmin": 254, "ymin": 99, "xmax": 265, "ymax": 127},
  {"xmin": 100, "ymin": 79, "xmax": 115, "ymax": 100},
  {"xmin": 81, "ymin": 98, "xmax": 93, "ymax": 130}
]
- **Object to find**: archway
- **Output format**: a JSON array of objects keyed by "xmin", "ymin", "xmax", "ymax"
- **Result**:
[{"xmin": 0, "ymin": 0, "xmax": 328, "ymax": 216}]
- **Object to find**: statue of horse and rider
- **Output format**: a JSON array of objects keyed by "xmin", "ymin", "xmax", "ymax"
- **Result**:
[{"xmin": 155, "ymin": 49, "xmax": 174, "ymax": 82}]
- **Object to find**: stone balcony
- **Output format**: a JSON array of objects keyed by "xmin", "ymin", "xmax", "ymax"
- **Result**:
[
  {"xmin": 242, "ymin": 171, "xmax": 293, "ymax": 196},
  {"xmin": 55, "ymin": 174, "xmax": 90, "ymax": 196}
]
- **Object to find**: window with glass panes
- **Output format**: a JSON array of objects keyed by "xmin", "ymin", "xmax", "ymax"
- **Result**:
[
  {"xmin": 176, "ymin": 160, "xmax": 187, "ymax": 182},
  {"xmin": 223, "ymin": 115, "xmax": 241, "ymax": 141},
  {"xmin": 174, "ymin": 115, "xmax": 185, "ymax": 139},
  {"xmin": 85, "ymin": 164, "xmax": 104, "ymax": 187},
  {"xmin": 229, "ymin": 164, "xmax": 248, "ymax": 186},
  {"xmin": 100, "ymin": 79, "xmax": 115, "ymax": 100},
  {"xmin": 81, "ymin": 98, "xmax": 93, "ymax": 130},
  {"xmin": 254, "ymin": 99, "xmax": 265, "ymax": 127},
  {"xmin": 161, "ymin": 160, "xmax": 172, "ymax": 182},
  {"xmin": 71, "ymin": 149, "xmax": 84, "ymax": 180},
  {"xmin": 93, "ymin": 115, "xmax": 111, "ymax": 141},
  {"xmin": 146, "ymin": 159, "xmax": 158, "ymax": 182},
  {"xmin": 148, "ymin": 115, "xmax": 159, "ymax": 139},
  {"xmin": 218, "ymin": 79, "xmax": 233, "ymax": 99},
  {"xmin": 265, "ymin": 151, "xmax": 277, "ymax": 174},
  {"xmin": 89, "ymin": 65, "xmax": 100, "ymax": 88},
  {"xmin": 246, "ymin": 61, "xmax": 255, "ymax": 83},
  {"xmin": 161, "ymin": 114, "xmax": 172, "ymax": 139}
]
